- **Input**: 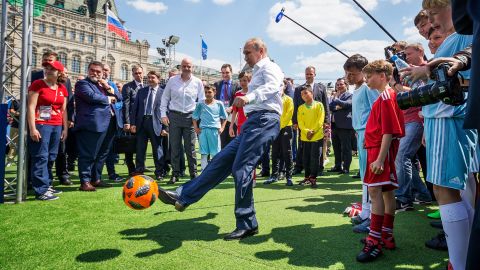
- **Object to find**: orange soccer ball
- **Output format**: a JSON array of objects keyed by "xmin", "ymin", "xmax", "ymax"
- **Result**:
[{"xmin": 122, "ymin": 175, "xmax": 159, "ymax": 210}]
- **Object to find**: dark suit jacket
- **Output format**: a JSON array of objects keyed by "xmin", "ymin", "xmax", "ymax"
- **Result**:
[
  {"xmin": 329, "ymin": 91, "xmax": 353, "ymax": 130},
  {"xmin": 293, "ymin": 82, "xmax": 330, "ymax": 124},
  {"xmin": 213, "ymin": 80, "xmax": 241, "ymax": 107},
  {"xmin": 452, "ymin": 0, "xmax": 479, "ymax": 130},
  {"xmin": 131, "ymin": 86, "xmax": 165, "ymax": 136},
  {"xmin": 122, "ymin": 80, "xmax": 142, "ymax": 125},
  {"xmin": 109, "ymin": 81, "xmax": 124, "ymax": 129},
  {"xmin": 73, "ymin": 78, "xmax": 122, "ymax": 133}
]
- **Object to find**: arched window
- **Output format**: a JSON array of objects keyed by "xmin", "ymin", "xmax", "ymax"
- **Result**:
[
  {"xmin": 71, "ymin": 55, "xmax": 81, "ymax": 73},
  {"xmin": 84, "ymin": 57, "xmax": 93, "ymax": 74},
  {"xmin": 58, "ymin": 52, "xmax": 67, "ymax": 67},
  {"xmin": 38, "ymin": 22, "xmax": 45, "ymax": 33},
  {"xmin": 121, "ymin": 64, "xmax": 129, "ymax": 81}
]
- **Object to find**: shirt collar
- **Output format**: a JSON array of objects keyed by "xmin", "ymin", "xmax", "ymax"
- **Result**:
[
  {"xmin": 253, "ymin": 57, "xmax": 271, "ymax": 71},
  {"xmin": 135, "ymin": 80, "xmax": 143, "ymax": 87},
  {"xmin": 150, "ymin": 85, "xmax": 159, "ymax": 91}
]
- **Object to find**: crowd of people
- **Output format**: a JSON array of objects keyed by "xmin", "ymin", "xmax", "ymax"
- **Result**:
[{"xmin": 7, "ymin": 0, "xmax": 479, "ymax": 268}]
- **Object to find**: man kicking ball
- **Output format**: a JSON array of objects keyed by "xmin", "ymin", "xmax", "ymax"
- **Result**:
[{"xmin": 157, "ymin": 37, "xmax": 284, "ymax": 241}]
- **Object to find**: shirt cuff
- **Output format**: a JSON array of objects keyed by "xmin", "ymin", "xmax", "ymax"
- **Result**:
[{"xmin": 245, "ymin": 92, "xmax": 256, "ymax": 104}]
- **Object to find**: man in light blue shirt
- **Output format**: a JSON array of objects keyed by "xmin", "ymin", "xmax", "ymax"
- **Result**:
[{"xmin": 158, "ymin": 38, "xmax": 283, "ymax": 241}]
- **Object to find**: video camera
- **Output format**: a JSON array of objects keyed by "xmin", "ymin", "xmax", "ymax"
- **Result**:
[
  {"xmin": 396, "ymin": 63, "xmax": 468, "ymax": 110},
  {"xmin": 384, "ymin": 46, "xmax": 407, "ymax": 84}
]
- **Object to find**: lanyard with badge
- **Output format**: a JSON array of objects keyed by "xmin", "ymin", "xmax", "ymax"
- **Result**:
[{"xmin": 38, "ymin": 85, "xmax": 59, "ymax": 120}]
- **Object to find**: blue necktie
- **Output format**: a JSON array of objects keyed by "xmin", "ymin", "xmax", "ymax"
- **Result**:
[{"xmin": 145, "ymin": 88, "xmax": 153, "ymax": 115}]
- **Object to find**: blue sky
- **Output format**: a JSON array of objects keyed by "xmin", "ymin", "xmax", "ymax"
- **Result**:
[{"xmin": 115, "ymin": 0, "xmax": 427, "ymax": 83}]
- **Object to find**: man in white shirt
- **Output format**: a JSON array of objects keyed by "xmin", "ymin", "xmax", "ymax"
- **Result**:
[
  {"xmin": 158, "ymin": 38, "xmax": 283, "ymax": 241},
  {"xmin": 161, "ymin": 58, "xmax": 205, "ymax": 184}
]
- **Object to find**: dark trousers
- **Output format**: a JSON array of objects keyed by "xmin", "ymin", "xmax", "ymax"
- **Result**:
[
  {"xmin": 54, "ymin": 140, "xmax": 70, "ymax": 181},
  {"xmin": 135, "ymin": 117, "xmax": 165, "ymax": 177},
  {"xmin": 176, "ymin": 111, "xmax": 280, "ymax": 230},
  {"xmin": 295, "ymin": 131, "xmax": 324, "ymax": 173},
  {"xmin": 303, "ymin": 139, "xmax": 321, "ymax": 178},
  {"xmin": 169, "ymin": 112, "xmax": 197, "ymax": 176},
  {"xmin": 259, "ymin": 144, "xmax": 270, "ymax": 174},
  {"xmin": 271, "ymin": 126, "xmax": 293, "ymax": 178},
  {"xmin": 220, "ymin": 121, "xmax": 235, "ymax": 148},
  {"xmin": 106, "ymin": 127, "xmax": 122, "ymax": 177},
  {"xmin": 29, "ymin": 125, "xmax": 62, "ymax": 195},
  {"xmin": 66, "ymin": 127, "xmax": 77, "ymax": 170},
  {"xmin": 466, "ymin": 128, "xmax": 480, "ymax": 270},
  {"xmin": 124, "ymin": 153, "xmax": 136, "ymax": 175},
  {"xmin": 331, "ymin": 125, "xmax": 354, "ymax": 171},
  {"xmin": 76, "ymin": 118, "xmax": 116, "ymax": 183}
]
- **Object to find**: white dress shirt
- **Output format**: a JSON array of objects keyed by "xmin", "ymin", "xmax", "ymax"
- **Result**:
[
  {"xmin": 244, "ymin": 57, "xmax": 284, "ymax": 115},
  {"xmin": 160, "ymin": 74, "xmax": 205, "ymax": 117}
]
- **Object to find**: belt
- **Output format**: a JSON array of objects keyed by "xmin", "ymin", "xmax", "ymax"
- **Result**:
[
  {"xmin": 143, "ymin": 115, "xmax": 152, "ymax": 119},
  {"xmin": 169, "ymin": 110, "xmax": 193, "ymax": 116},
  {"xmin": 245, "ymin": 110, "xmax": 279, "ymax": 118}
]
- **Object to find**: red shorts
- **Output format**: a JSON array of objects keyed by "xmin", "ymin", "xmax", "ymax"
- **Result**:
[{"xmin": 364, "ymin": 140, "xmax": 399, "ymax": 191}]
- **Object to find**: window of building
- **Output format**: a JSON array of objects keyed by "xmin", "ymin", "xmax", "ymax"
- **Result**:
[
  {"xmin": 70, "ymin": 30, "xmax": 76, "ymax": 41},
  {"xmin": 39, "ymin": 22, "xmax": 45, "ymax": 33},
  {"xmin": 79, "ymin": 32, "xmax": 85, "ymax": 43},
  {"xmin": 84, "ymin": 57, "xmax": 93, "ymax": 74},
  {"xmin": 49, "ymin": 25, "xmax": 56, "ymax": 35},
  {"xmin": 71, "ymin": 55, "xmax": 81, "ymax": 74},
  {"xmin": 88, "ymin": 34, "xmax": 94, "ymax": 44},
  {"xmin": 32, "ymin": 49, "xmax": 37, "ymax": 68},
  {"xmin": 120, "ymin": 64, "xmax": 129, "ymax": 81},
  {"xmin": 59, "ymin": 27, "xmax": 66, "ymax": 39},
  {"xmin": 58, "ymin": 52, "xmax": 67, "ymax": 67}
]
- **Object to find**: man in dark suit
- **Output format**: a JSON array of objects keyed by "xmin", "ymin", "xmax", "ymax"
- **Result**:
[
  {"xmin": 74, "ymin": 61, "xmax": 122, "ymax": 191},
  {"xmin": 130, "ymin": 71, "xmax": 166, "ymax": 180},
  {"xmin": 214, "ymin": 64, "xmax": 241, "ymax": 149},
  {"xmin": 292, "ymin": 66, "xmax": 330, "ymax": 175},
  {"xmin": 121, "ymin": 66, "xmax": 144, "ymax": 175},
  {"xmin": 328, "ymin": 78, "xmax": 354, "ymax": 174}
]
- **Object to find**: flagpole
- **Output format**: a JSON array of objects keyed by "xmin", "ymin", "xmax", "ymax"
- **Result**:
[
  {"xmin": 200, "ymin": 34, "xmax": 203, "ymax": 80},
  {"xmin": 104, "ymin": 2, "xmax": 109, "ymax": 62}
]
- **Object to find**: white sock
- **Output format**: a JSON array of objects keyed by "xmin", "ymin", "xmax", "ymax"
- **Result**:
[
  {"xmin": 440, "ymin": 201, "xmax": 470, "ymax": 270},
  {"xmin": 201, "ymin": 155, "xmax": 208, "ymax": 171},
  {"xmin": 360, "ymin": 185, "xmax": 371, "ymax": 220}
]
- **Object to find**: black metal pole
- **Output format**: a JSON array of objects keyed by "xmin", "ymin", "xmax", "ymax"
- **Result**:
[
  {"xmin": 282, "ymin": 14, "xmax": 349, "ymax": 58},
  {"xmin": 352, "ymin": 0, "xmax": 397, "ymax": 42}
]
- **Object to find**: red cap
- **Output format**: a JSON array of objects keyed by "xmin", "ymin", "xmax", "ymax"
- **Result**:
[{"xmin": 42, "ymin": 61, "xmax": 64, "ymax": 72}]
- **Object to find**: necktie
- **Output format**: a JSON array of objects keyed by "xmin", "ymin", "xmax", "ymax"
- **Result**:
[
  {"xmin": 223, "ymin": 82, "xmax": 229, "ymax": 103},
  {"xmin": 145, "ymin": 88, "xmax": 153, "ymax": 115}
]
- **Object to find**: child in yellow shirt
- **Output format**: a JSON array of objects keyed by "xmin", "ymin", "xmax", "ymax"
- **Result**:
[{"xmin": 297, "ymin": 85, "xmax": 325, "ymax": 188}]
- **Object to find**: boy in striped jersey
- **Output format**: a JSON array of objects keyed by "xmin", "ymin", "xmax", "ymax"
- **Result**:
[{"xmin": 356, "ymin": 60, "xmax": 405, "ymax": 263}]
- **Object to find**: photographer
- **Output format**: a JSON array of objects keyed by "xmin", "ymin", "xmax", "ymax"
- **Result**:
[
  {"xmin": 400, "ymin": 1, "xmax": 476, "ymax": 269},
  {"xmin": 393, "ymin": 43, "xmax": 432, "ymax": 212}
]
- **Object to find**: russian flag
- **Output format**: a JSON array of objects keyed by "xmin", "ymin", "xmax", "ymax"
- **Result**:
[{"xmin": 107, "ymin": 9, "xmax": 129, "ymax": 41}]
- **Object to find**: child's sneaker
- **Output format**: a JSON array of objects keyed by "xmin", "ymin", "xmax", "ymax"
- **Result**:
[
  {"xmin": 356, "ymin": 238, "xmax": 383, "ymax": 262},
  {"xmin": 309, "ymin": 177, "xmax": 317, "ymax": 188},
  {"xmin": 427, "ymin": 210, "xmax": 441, "ymax": 219},
  {"xmin": 36, "ymin": 191, "xmax": 59, "ymax": 201},
  {"xmin": 298, "ymin": 178, "xmax": 310, "ymax": 186},
  {"xmin": 263, "ymin": 176, "xmax": 278, "ymax": 185},
  {"xmin": 361, "ymin": 236, "xmax": 395, "ymax": 250},
  {"xmin": 353, "ymin": 218, "xmax": 370, "ymax": 233},
  {"xmin": 285, "ymin": 178, "xmax": 293, "ymax": 186}
]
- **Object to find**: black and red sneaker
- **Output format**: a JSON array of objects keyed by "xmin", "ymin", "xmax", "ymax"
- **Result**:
[
  {"xmin": 360, "ymin": 236, "xmax": 396, "ymax": 250},
  {"xmin": 298, "ymin": 178, "xmax": 310, "ymax": 186},
  {"xmin": 356, "ymin": 239, "xmax": 383, "ymax": 262}
]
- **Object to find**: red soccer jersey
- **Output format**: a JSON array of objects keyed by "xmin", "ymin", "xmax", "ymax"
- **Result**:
[
  {"xmin": 28, "ymin": 79, "xmax": 68, "ymax": 126},
  {"xmin": 364, "ymin": 87, "xmax": 405, "ymax": 149},
  {"xmin": 232, "ymin": 90, "xmax": 247, "ymax": 133}
]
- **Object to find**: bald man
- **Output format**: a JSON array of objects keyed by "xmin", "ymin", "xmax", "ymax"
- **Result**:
[
  {"xmin": 160, "ymin": 58, "xmax": 205, "ymax": 184},
  {"xmin": 158, "ymin": 38, "xmax": 283, "ymax": 241}
]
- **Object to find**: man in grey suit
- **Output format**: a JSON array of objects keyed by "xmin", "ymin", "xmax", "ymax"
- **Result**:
[
  {"xmin": 131, "ymin": 71, "xmax": 166, "ymax": 180},
  {"xmin": 121, "ymin": 66, "xmax": 144, "ymax": 175},
  {"xmin": 329, "ymin": 77, "xmax": 354, "ymax": 174},
  {"xmin": 293, "ymin": 66, "xmax": 330, "ymax": 175},
  {"xmin": 161, "ymin": 58, "xmax": 205, "ymax": 184},
  {"xmin": 214, "ymin": 64, "xmax": 241, "ymax": 148}
]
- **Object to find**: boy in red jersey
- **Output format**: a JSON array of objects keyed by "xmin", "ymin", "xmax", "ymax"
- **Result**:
[
  {"xmin": 356, "ymin": 60, "xmax": 405, "ymax": 263},
  {"xmin": 230, "ymin": 71, "xmax": 251, "ymax": 137}
]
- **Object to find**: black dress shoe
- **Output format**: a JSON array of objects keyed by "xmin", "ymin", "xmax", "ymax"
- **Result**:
[
  {"xmin": 223, "ymin": 227, "xmax": 259, "ymax": 241},
  {"xmin": 190, "ymin": 174, "xmax": 197, "ymax": 180},
  {"xmin": 430, "ymin": 221, "xmax": 443, "ymax": 229},
  {"xmin": 338, "ymin": 170, "xmax": 349, "ymax": 174},
  {"xmin": 167, "ymin": 176, "xmax": 178, "ymax": 184},
  {"xmin": 157, "ymin": 188, "xmax": 186, "ymax": 211},
  {"xmin": 328, "ymin": 167, "xmax": 342, "ymax": 173},
  {"xmin": 352, "ymin": 172, "xmax": 361, "ymax": 179}
]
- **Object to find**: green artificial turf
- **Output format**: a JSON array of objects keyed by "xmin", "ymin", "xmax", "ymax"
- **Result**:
[{"xmin": 0, "ymin": 153, "xmax": 448, "ymax": 270}]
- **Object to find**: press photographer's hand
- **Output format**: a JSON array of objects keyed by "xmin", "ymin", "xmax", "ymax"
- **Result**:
[{"xmin": 428, "ymin": 57, "xmax": 464, "ymax": 77}]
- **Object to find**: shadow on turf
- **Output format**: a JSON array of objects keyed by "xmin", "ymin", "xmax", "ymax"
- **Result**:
[
  {"xmin": 240, "ymin": 223, "xmax": 446, "ymax": 269},
  {"xmin": 76, "ymin": 249, "xmax": 121, "ymax": 263},
  {"xmin": 118, "ymin": 212, "xmax": 220, "ymax": 257}
]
